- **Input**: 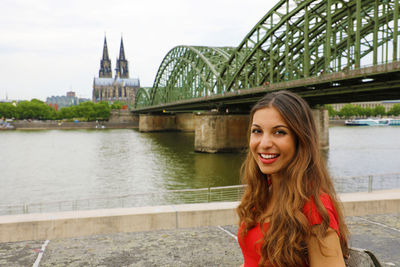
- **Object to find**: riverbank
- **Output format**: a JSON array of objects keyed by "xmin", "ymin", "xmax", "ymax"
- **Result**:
[
  {"xmin": 11, "ymin": 120, "xmax": 138, "ymax": 130},
  {"xmin": 6, "ymin": 109, "xmax": 139, "ymax": 130},
  {"xmin": 8, "ymin": 117, "xmax": 343, "ymax": 130}
]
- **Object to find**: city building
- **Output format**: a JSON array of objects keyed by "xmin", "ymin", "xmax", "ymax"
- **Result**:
[
  {"xmin": 46, "ymin": 92, "xmax": 90, "ymax": 109},
  {"xmin": 66, "ymin": 91, "xmax": 76, "ymax": 97},
  {"xmin": 92, "ymin": 37, "xmax": 140, "ymax": 106}
]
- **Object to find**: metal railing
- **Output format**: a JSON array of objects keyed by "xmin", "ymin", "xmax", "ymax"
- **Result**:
[
  {"xmin": 332, "ymin": 172, "xmax": 400, "ymax": 193},
  {"xmin": 1, "ymin": 173, "xmax": 399, "ymax": 216},
  {"xmin": 0, "ymin": 185, "xmax": 246, "ymax": 216}
]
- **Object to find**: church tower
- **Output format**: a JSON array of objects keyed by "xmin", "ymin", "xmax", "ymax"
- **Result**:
[
  {"xmin": 116, "ymin": 37, "xmax": 129, "ymax": 78},
  {"xmin": 99, "ymin": 36, "xmax": 112, "ymax": 78},
  {"xmin": 93, "ymin": 36, "xmax": 139, "ymax": 106}
]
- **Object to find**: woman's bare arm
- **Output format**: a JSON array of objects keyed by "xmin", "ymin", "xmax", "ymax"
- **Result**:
[{"xmin": 307, "ymin": 227, "xmax": 345, "ymax": 267}]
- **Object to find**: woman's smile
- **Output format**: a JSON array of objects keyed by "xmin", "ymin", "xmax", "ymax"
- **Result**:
[{"xmin": 259, "ymin": 153, "xmax": 279, "ymax": 164}]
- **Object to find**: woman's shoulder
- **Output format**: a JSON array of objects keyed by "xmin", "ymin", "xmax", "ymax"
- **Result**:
[
  {"xmin": 302, "ymin": 192, "xmax": 340, "ymax": 235},
  {"xmin": 303, "ymin": 192, "xmax": 334, "ymax": 212}
]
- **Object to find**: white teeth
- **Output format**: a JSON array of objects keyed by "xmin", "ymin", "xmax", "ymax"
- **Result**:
[{"xmin": 260, "ymin": 154, "xmax": 278, "ymax": 159}]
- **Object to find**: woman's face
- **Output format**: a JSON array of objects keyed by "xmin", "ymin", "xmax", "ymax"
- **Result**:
[{"xmin": 249, "ymin": 106, "xmax": 296, "ymax": 177}]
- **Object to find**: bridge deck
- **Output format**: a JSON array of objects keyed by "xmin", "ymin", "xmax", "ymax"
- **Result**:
[{"xmin": 134, "ymin": 62, "xmax": 400, "ymax": 113}]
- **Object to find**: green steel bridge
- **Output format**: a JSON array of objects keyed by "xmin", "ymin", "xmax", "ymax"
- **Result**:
[{"xmin": 135, "ymin": 0, "xmax": 400, "ymax": 113}]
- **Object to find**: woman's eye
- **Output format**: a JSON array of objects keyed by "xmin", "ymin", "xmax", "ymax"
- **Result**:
[
  {"xmin": 251, "ymin": 129, "xmax": 261, "ymax": 134},
  {"xmin": 275, "ymin": 130, "xmax": 287, "ymax": 135}
]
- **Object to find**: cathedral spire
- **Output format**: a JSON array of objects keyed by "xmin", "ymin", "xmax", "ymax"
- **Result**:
[
  {"xmin": 102, "ymin": 36, "xmax": 110, "ymax": 61},
  {"xmin": 119, "ymin": 37, "xmax": 126, "ymax": 61},
  {"xmin": 116, "ymin": 36, "xmax": 129, "ymax": 78},
  {"xmin": 99, "ymin": 36, "xmax": 112, "ymax": 78}
]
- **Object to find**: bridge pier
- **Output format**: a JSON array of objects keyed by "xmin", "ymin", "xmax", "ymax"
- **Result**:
[
  {"xmin": 138, "ymin": 114, "xmax": 177, "ymax": 132},
  {"xmin": 194, "ymin": 113, "xmax": 249, "ymax": 153},
  {"xmin": 312, "ymin": 108, "xmax": 329, "ymax": 150},
  {"xmin": 176, "ymin": 113, "xmax": 195, "ymax": 131},
  {"xmin": 138, "ymin": 113, "xmax": 195, "ymax": 132}
]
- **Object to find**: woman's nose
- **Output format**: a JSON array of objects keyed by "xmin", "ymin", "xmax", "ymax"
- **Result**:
[{"xmin": 259, "ymin": 134, "xmax": 273, "ymax": 148}]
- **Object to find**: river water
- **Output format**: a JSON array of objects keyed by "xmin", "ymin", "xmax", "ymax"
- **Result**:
[{"xmin": 1, "ymin": 126, "xmax": 400, "ymax": 211}]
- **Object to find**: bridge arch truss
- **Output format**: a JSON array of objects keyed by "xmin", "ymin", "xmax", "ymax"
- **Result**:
[
  {"xmin": 136, "ymin": 46, "xmax": 235, "ymax": 108},
  {"xmin": 136, "ymin": 0, "xmax": 400, "ymax": 108}
]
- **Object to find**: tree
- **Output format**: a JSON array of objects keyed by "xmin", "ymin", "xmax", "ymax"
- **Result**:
[
  {"xmin": 15, "ymin": 99, "xmax": 56, "ymax": 120},
  {"xmin": 324, "ymin": 104, "xmax": 336, "ymax": 117},
  {"xmin": 57, "ymin": 107, "xmax": 76, "ymax": 119},
  {"xmin": 94, "ymin": 102, "xmax": 111, "ymax": 120},
  {"xmin": 388, "ymin": 104, "xmax": 400, "ymax": 116},
  {"xmin": 74, "ymin": 102, "xmax": 96, "ymax": 121},
  {"xmin": 0, "ymin": 102, "xmax": 17, "ymax": 119},
  {"xmin": 372, "ymin": 105, "xmax": 386, "ymax": 117},
  {"xmin": 362, "ymin": 107, "xmax": 373, "ymax": 117},
  {"xmin": 110, "ymin": 101, "xmax": 126, "ymax": 110},
  {"xmin": 338, "ymin": 104, "xmax": 357, "ymax": 118},
  {"xmin": 353, "ymin": 105, "xmax": 364, "ymax": 117}
]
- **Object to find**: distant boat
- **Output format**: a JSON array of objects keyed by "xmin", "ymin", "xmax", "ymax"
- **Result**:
[
  {"xmin": 0, "ymin": 122, "xmax": 15, "ymax": 130},
  {"xmin": 389, "ymin": 119, "xmax": 400, "ymax": 126},
  {"xmin": 345, "ymin": 118, "xmax": 400, "ymax": 126}
]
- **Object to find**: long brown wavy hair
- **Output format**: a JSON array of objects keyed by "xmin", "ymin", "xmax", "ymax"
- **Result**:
[{"xmin": 237, "ymin": 90, "xmax": 348, "ymax": 266}]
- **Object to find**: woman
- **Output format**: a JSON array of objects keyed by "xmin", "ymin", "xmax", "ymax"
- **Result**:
[{"xmin": 237, "ymin": 91, "xmax": 349, "ymax": 267}]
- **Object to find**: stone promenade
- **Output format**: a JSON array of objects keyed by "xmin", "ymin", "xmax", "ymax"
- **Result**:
[{"xmin": 0, "ymin": 213, "xmax": 399, "ymax": 267}]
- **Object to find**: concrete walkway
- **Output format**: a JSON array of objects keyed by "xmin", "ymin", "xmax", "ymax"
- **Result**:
[{"xmin": 0, "ymin": 213, "xmax": 399, "ymax": 267}]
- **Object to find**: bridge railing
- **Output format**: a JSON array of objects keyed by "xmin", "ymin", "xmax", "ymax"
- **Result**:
[{"xmin": 1, "ymin": 173, "xmax": 399, "ymax": 216}]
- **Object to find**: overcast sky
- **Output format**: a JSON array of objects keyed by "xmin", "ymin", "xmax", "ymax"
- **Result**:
[{"xmin": 0, "ymin": 0, "xmax": 278, "ymax": 101}]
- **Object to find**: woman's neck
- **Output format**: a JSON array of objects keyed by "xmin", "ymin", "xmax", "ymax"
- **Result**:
[
  {"xmin": 262, "ymin": 174, "xmax": 282, "ymax": 218},
  {"xmin": 269, "ymin": 173, "xmax": 282, "ymax": 203}
]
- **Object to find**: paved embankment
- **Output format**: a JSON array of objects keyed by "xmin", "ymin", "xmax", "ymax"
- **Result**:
[
  {"xmin": 0, "ymin": 190, "xmax": 399, "ymax": 266},
  {"xmin": 0, "ymin": 213, "xmax": 399, "ymax": 267}
]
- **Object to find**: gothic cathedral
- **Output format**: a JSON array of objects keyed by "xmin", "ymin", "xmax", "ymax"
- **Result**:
[{"xmin": 92, "ymin": 37, "xmax": 140, "ymax": 107}]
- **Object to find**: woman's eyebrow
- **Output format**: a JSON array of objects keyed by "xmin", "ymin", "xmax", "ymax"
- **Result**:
[
  {"xmin": 251, "ymin": 123, "xmax": 261, "ymax": 127},
  {"xmin": 273, "ymin": 125, "xmax": 289, "ymax": 129}
]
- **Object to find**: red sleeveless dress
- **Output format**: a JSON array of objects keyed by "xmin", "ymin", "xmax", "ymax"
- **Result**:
[{"xmin": 237, "ymin": 194, "xmax": 340, "ymax": 267}]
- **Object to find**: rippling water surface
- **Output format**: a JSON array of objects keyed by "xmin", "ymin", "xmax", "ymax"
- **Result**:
[{"xmin": 0, "ymin": 126, "xmax": 399, "ymax": 207}]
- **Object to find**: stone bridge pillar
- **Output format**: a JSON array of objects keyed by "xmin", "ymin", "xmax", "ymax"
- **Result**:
[
  {"xmin": 312, "ymin": 108, "xmax": 329, "ymax": 151},
  {"xmin": 139, "ymin": 114, "xmax": 177, "ymax": 132},
  {"xmin": 176, "ymin": 113, "xmax": 195, "ymax": 131},
  {"xmin": 194, "ymin": 113, "xmax": 249, "ymax": 153}
]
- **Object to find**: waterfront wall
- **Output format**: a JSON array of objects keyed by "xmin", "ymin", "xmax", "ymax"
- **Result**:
[
  {"xmin": 0, "ymin": 189, "xmax": 399, "ymax": 243},
  {"xmin": 11, "ymin": 110, "xmax": 138, "ymax": 130}
]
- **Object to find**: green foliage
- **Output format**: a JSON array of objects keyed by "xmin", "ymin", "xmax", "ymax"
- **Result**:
[
  {"xmin": 57, "ymin": 107, "xmax": 76, "ymax": 119},
  {"xmin": 388, "ymin": 104, "xmax": 400, "ymax": 116},
  {"xmin": 338, "ymin": 104, "xmax": 357, "ymax": 118},
  {"xmin": 0, "ymin": 102, "xmax": 17, "ymax": 118},
  {"xmin": 1, "ymin": 100, "xmax": 111, "ymax": 121},
  {"xmin": 337, "ymin": 104, "xmax": 387, "ymax": 118},
  {"xmin": 58, "ymin": 101, "xmax": 111, "ymax": 121},
  {"xmin": 372, "ymin": 105, "xmax": 386, "ymax": 116},
  {"xmin": 362, "ymin": 107, "xmax": 373, "ymax": 117},
  {"xmin": 95, "ymin": 102, "xmax": 111, "ymax": 120},
  {"xmin": 110, "ymin": 101, "xmax": 127, "ymax": 110},
  {"xmin": 324, "ymin": 104, "xmax": 336, "ymax": 117},
  {"xmin": 15, "ymin": 99, "xmax": 56, "ymax": 120}
]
